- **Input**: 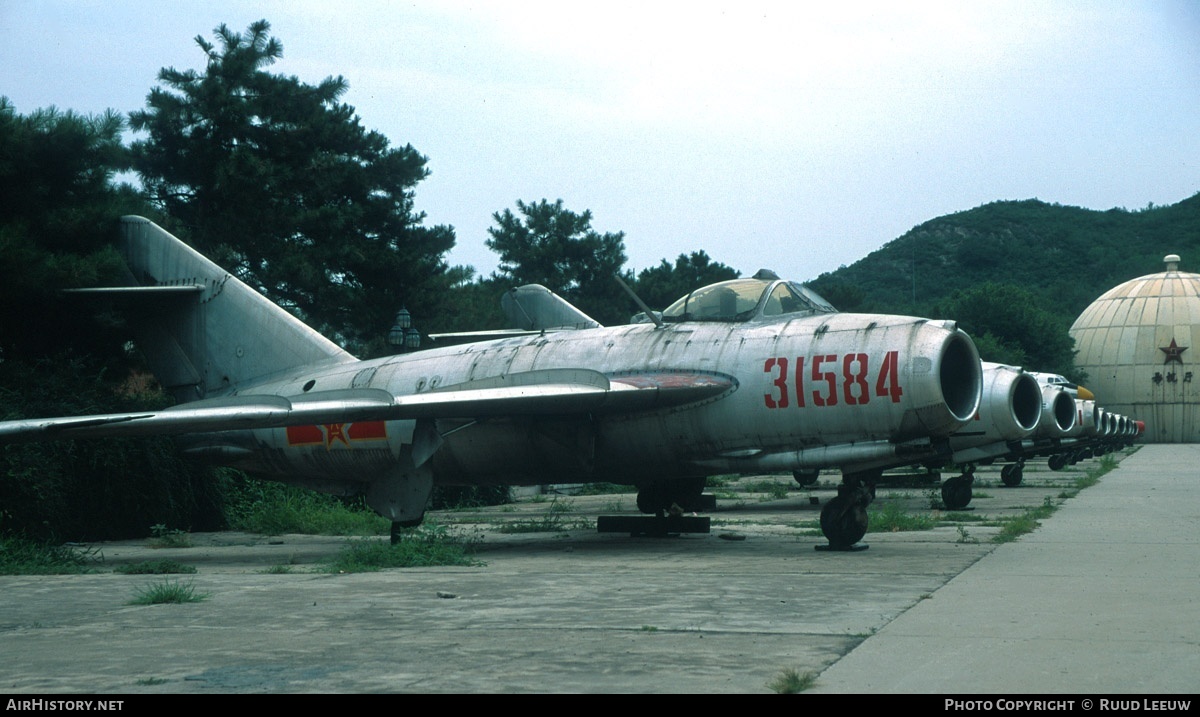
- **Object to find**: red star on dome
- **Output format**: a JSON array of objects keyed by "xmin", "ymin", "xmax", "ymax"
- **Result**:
[{"xmin": 1160, "ymin": 338, "xmax": 1188, "ymax": 365}]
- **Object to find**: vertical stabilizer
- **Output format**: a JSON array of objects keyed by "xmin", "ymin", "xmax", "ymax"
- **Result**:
[{"xmin": 117, "ymin": 216, "xmax": 355, "ymax": 401}]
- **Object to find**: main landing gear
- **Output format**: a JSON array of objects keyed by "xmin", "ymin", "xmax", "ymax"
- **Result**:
[
  {"xmin": 940, "ymin": 466, "xmax": 975, "ymax": 510},
  {"xmin": 1000, "ymin": 458, "xmax": 1025, "ymax": 487},
  {"xmin": 818, "ymin": 470, "xmax": 877, "ymax": 551},
  {"xmin": 597, "ymin": 479, "xmax": 712, "ymax": 536}
]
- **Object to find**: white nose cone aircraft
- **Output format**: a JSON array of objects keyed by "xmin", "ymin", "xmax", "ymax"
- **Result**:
[{"xmin": 0, "ymin": 217, "xmax": 985, "ymax": 548}]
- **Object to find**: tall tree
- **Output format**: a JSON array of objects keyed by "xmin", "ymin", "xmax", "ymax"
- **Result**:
[
  {"xmin": 0, "ymin": 99, "xmax": 222, "ymax": 541},
  {"xmin": 486, "ymin": 199, "xmax": 631, "ymax": 324},
  {"xmin": 129, "ymin": 20, "xmax": 457, "ymax": 352},
  {"xmin": 935, "ymin": 282, "xmax": 1078, "ymax": 377},
  {"xmin": 0, "ymin": 98, "xmax": 142, "ymax": 362},
  {"xmin": 634, "ymin": 251, "xmax": 739, "ymax": 310}
]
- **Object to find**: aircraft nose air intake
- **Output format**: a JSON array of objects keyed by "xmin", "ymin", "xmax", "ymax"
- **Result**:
[{"xmin": 939, "ymin": 331, "xmax": 983, "ymax": 424}]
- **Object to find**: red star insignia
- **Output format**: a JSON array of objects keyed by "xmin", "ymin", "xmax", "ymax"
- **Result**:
[
  {"xmin": 1160, "ymin": 338, "xmax": 1188, "ymax": 365},
  {"xmin": 323, "ymin": 423, "xmax": 349, "ymax": 448}
]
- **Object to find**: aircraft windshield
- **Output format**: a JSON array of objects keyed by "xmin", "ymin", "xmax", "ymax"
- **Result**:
[{"xmin": 661, "ymin": 277, "xmax": 836, "ymax": 323}]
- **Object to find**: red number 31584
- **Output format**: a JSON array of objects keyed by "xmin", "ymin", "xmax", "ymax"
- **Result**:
[{"xmin": 763, "ymin": 351, "xmax": 903, "ymax": 409}]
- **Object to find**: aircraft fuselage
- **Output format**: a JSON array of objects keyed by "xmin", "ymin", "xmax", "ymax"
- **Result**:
[{"xmin": 180, "ymin": 312, "xmax": 980, "ymax": 491}]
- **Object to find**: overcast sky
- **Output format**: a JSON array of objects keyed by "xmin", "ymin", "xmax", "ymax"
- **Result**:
[{"xmin": 3, "ymin": 1, "xmax": 1198, "ymax": 284}]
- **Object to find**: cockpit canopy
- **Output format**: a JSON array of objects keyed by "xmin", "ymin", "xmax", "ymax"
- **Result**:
[{"xmin": 660, "ymin": 269, "xmax": 837, "ymax": 323}]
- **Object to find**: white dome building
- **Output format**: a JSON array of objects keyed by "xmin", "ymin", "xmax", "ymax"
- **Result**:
[{"xmin": 1070, "ymin": 254, "xmax": 1200, "ymax": 443}]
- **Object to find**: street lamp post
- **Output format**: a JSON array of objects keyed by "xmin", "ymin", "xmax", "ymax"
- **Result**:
[{"xmin": 387, "ymin": 308, "xmax": 421, "ymax": 352}]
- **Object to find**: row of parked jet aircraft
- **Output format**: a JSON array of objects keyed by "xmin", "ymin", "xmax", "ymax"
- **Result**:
[{"xmin": 0, "ymin": 218, "xmax": 1140, "ymax": 548}]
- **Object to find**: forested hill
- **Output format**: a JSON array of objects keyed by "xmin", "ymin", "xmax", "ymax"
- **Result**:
[{"xmin": 808, "ymin": 192, "xmax": 1200, "ymax": 321}]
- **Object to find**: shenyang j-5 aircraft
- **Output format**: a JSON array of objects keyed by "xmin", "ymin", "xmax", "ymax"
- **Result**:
[{"xmin": 0, "ymin": 217, "xmax": 986, "ymax": 548}]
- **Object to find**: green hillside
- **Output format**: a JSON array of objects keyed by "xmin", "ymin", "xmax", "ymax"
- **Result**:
[
  {"xmin": 809, "ymin": 193, "xmax": 1200, "ymax": 320},
  {"xmin": 804, "ymin": 192, "xmax": 1200, "ymax": 376}
]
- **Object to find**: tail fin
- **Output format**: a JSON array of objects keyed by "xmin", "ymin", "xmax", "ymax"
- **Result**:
[
  {"xmin": 501, "ymin": 284, "xmax": 603, "ymax": 331},
  {"xmin": 104, "ymin": 217, "xmax": 354, "ymax": 402}
]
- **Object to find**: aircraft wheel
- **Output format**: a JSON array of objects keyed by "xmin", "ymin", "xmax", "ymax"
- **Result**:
[
  {"xmin": 793, "ymin": 469, "xmax": 820, "ymax": 487},
  {"xmin": 1000, "ymin": 463, "xmax": 1023, "ymax": 487},
  {"xmin": 390, "ymin": 516, "xmax": 424, "ymax": 545},
  {"xmin": 1047, "ymin": 454, "xmax": 1068, "ymax": 471},
  {"xmin": 941, "ymin": 475, "xmax": 973, "ymax": 510},
  {"xmin": 636, "ymin": 478, "xmax": 706, "ymax": 514},
  {"xmin": 636, "ymin": 486, "xmax": 667, "ymax": 514},
  {"xmin": 820, "ymin": 495, "xmax": 868, "ymax": 548}
]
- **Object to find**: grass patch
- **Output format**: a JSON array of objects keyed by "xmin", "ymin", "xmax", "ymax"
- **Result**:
[
  {"xmin": 496, "ymin": 498, "xmax": 589, "ymax": 533},
  {"xmin": 993, "ymin": 497, "xmax": 1059, "ymax": 543},
  {"xmin": 148, "ymin": 524, "xmax": 192, "ymax": 549},
  {"xmin": 955, "ymin": 526, "xmax": 979, "ymax": 544},
  {"xmin": 260, "ymin": 564, "xmax": 295, "ymax": 574},
  {"xmin": 129, "ymin": 579, "xmax": 208, "ymax": 605},
  {"xmin": 135, "ymin": 677, "xmax": 168, "ymax": 686},
  {"xmin": 114, "ymin": 559, "xmax": 196, "ymax": 575},
  {"xmin": 574, "ymin": 482, "xmax": 633, "ymax": 496},
  {"xmin": 224, "ymin": 484, "xmax": 389, "ymax": 536},
  {"xmin": 0, "ymin": 536, "xmax": 98, "ymax": 575},
  {"xmin": 868, "ymin": 501, "xmax": 937, "ymax": 532},
  {"xmin": 768, "ymin": 668, "xmax": 817, "ymax": 693},
  {"xmin": 738, "ymin": 479, "xmax": 791, "ymax": 499},
  {"xmin": 325, "ymin": 524, "xmax": 483, "ymax": 573}
]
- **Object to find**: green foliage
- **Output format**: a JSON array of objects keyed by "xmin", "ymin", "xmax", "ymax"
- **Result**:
[
  {"xmin": 129, "ymin": 579, "xmax": 208, "ymax": 604},
  {"xmin": 994, "ymin": 497, "xmax": 1059, "ymax": 543},
  {"xmin": 768, "ymin": 668, "xmax": 817, "ymax": 694},
  {"xmin": 0, "ymin": 99, "xmax": 228, "ymax": 542},
  {"xmin": 496, "ymin": 498, "xmax": 589, "ymax": 533},
  {"xmin": 221, "ymin": 478, "xmax": 389, "ymax": 536},
  {"xmin": 935, "ymin": 282, "xmax": 1076, "ymax": 375},
  {"xmin": 0, "ymin": 360, "xmax": 228, "ymax": 541},
  {"xmin": 114, "ymin": 559, "xmax": 196, "ymax": 575},
  {"xmin": 0, "ymin": 535, "xmax": 98, "ymax": 575},
  {"xmin": 737, "ymin": 479, "xmax": 790, "ymax": 501},
  {"xmin": 573, "ymin": 482, "xmax": 633, "ymax": 496},
  {"xmin": 0, "ymin": 99, "xmax": 150, "ymax": 366},
  {"xmin": 148, "ymin": 524, "xmax": 192, "ymax": 548},
  {"xmin": 808, "ymin": 194, "xmax": 1200, "ymax": 377},
  {"xmin": 487, "ymin": 199, "xmax": 632, "ymax": 325},
  {"xmin": 430, "ymin": 484, "xmax": 511, "ymax": 510},
  {"xmin": 633, "ymin": 251, "xmax": 739, "ymax": 310},
  {"xmin": 868, "ymin": 501, "xmax": 937, "ymax": 532},
  {"xmin": 129, "ymin": 20, "xmax": 459, "ymax": 352},
  {"xmin": 325, "ymin": 525, "xmax": 482, "ymax": 572}
]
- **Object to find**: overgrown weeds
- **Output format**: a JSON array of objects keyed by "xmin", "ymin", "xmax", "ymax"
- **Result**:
[
  {"xmin": 325, "ymin": 524, "xmax": 483, "ymax": 573},
  {"xmin": 497, "ymin": 498, "xmax": 590, "ymax": 533},
  {"xmin": 0, "ymin": 536, "xmax": 99, "ymax": 575},
  {"xmin": 223, "ymin": 483, "xmax": 389, "ymax": 536},
  {"xmin": 768, "ymin": 668, "xmax": 817, "ymax": 693},
  {"xmin": 129, "ymin": 579, "xmax": 208, "ymax": 605},
  {"xmin": 868, "ymin": 501, "xmax": 937, "ymax": 532},
  {"xmin": 148, "ymin": 524, "xmax": 192, "ymax": 548},
  {"xmin": 994, "ymin": 497, "xmax": 1059, "ymax": 543}
]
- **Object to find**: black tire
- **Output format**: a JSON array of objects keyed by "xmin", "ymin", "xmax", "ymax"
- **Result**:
[
  {"xmin": 820, "ymin": 495, "xmax": 868, "ymax": 547},
  {"xmin": 637, "ymin": 478, "xmax": 707, "ymax": 514},
  {"xmin": 941, "ymin": 476, "xmax": 972, "ymax": 510}
]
